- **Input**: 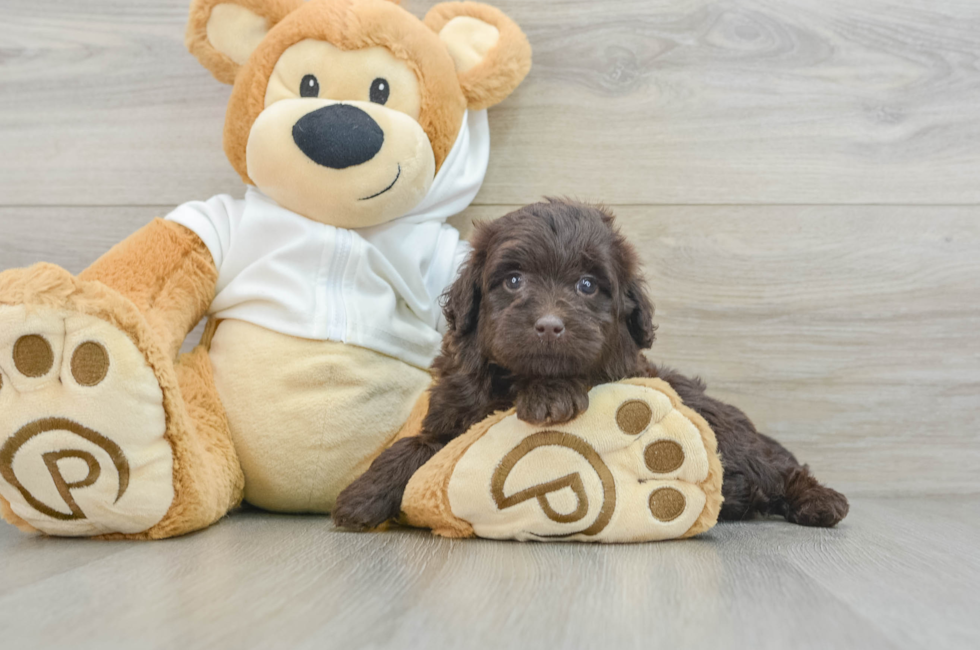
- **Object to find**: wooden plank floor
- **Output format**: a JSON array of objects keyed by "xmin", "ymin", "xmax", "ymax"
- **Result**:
[
  {"xmin": 3, "ymin": 205, "xmax": 977, "ymax": 497},
  {"xmin": 1, "ymin": 498, "xmax": 978, "ymax": 650},
  {"xmin": 3, "ymin": 1, "xmax": 980, "ymax": 205},
  {"xmin": 2, "ymin": 2, "xmax": 979, "ymax": 499},
  {"xmin": 1, "ymin": 1, "xmax": 980, "ymax": 648}
]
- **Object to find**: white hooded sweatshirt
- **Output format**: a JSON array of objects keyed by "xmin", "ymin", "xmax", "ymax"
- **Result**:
[{"xmin": 166, "ymin": 110, "xmax": 487, "ymax": 369}]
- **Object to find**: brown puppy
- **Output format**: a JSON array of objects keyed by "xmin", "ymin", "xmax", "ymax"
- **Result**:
[{"xmin": 333, "ymin": 199, "xmax": 849, "ymax": 530}]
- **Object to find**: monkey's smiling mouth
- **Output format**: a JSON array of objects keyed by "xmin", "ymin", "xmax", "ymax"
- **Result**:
[{"xmin": 359, "ymin": 164, "xmax": 401, "ymax": 201}]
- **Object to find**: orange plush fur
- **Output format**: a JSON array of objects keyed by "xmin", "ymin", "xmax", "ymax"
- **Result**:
[
  {"xmin": 424, "ymin": 2, "xmax": 532, "ymax": 110},
  {"xmin": 0, "ymin": 259, "xmax": 244, "ymax": 539},
  {"xmin": 187, "ymin": 0, "xmax": 531, "ymax": 183},
  {"xmin": 0, "ymin": 0, "xmax": 531, "ymax": 540}
]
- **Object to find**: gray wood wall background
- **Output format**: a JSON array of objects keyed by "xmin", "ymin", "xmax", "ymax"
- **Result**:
[{"xmin": 1, "ymin": 0, "xmax": 978, "ymax": 498}]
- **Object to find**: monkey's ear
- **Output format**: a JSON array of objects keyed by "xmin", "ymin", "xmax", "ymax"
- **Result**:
[
  {"xmin": 425, "ymin": 3, "xmax": 532, "ymax": 110},
  {"xmin": 186, "ymin": 0, "xmax": 302, "ymax": 84}
]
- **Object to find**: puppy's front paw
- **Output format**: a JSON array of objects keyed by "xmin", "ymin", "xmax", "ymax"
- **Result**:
[
  {"xmin": 428, "ymin": 380, "xmax": 723, "ymax": 542},
  {"xmin": 516, "ymin": 380, "xmax": 590, "ymax": 425},
  {"xmin": 332, "ymin": 478, "xmax": 401, "ymax": 531}
]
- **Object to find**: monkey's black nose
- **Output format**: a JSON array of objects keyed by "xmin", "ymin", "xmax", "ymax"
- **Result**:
[
  {"xmin": 535, "ymin": 315, "xmax": 565, "ymax": 340},
  {"xmin": 292, "ymin": 104, "xmax": 384, "ymax": 169}
]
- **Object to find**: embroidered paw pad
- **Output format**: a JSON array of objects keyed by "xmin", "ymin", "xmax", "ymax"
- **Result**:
[
  {"xmin": 0, "ymin": 305, "xmax": 174, "ymax": 536},
  {"xmin": 439, "ymin": 381, "xmax": 720, "ymax": 542}
]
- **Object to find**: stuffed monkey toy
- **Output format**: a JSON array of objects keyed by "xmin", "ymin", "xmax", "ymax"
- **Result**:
[{"xmin": 0, "ymin": 0, "xmax": 721, "ymax": 542}]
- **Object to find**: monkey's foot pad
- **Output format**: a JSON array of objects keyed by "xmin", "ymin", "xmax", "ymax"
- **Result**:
[
  {"xmin": 402, "ymin": 378, "xmax": 724, "ymax": 543},
  {"xmin": 0, "ymin": 301, "xmax": 174, "ymax": 536}
]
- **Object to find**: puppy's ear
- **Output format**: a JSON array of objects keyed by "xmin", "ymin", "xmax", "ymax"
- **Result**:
[
  {"xmin": 624, "ymin": 278, "xmax": 656, "ymax": 349},
  {"xmin": 443, "ymin": 253, "xmax": 483, "ymax": 338},
  {"xmin": 602, "ymin": 208, "xmax": 656, "ymax": 350}
]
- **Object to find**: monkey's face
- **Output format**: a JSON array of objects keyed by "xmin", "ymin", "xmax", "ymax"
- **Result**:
[
  {"xmin": 247, "ymin": 40, "xmax": 435, "ymax": 228},
  {"xmin": 189, "ymin": 0, "xmax": 532, "ymax": 229}
]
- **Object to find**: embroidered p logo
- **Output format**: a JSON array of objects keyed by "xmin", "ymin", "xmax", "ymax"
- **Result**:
[
  {"xmin": 490, "ymin": 431, "xmax": 616, "ymax": 538},
  {"xmin": 436, "ymin": 383, "xmax": 720, "ymax": 542},
  {"xmin": 0, "ymin": 418, "xmax": 130, "ymax": 521}
]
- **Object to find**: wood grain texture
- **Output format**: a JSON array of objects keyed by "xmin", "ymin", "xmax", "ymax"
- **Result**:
[
  {"xmin": 0, "ymin": 206, "xmax": 207, "ymax": 354},
  {"xmin": 2, "ymin": 3, "xmax": 978, "ymax": 647},
  {"xmin": 2, "ymin": 0, "xmax": 980, "ymax": 205},
  {"xmin": 458, "ymin": 204, "xmax": 980, "ymax": 497},
  {"xmin": 0, "ymin": 207, "xmax": 167, "ymax": 275},
  {"xmin": 3, "ymin": 205, "xmax": 978, "ymax": 496},
  {"xmin": 0, "ymin": 497, "xmax": 977, "ymax": 650}
]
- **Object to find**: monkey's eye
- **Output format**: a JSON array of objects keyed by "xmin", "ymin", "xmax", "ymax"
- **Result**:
[
  {"xmin": 300, "ymin": 74, "xmax": 319, "ymax": 98},
  {"xmin": 370, "ymin": 78, "xmax": 390, "ymax": 105},
  {"xmin": 576, "ymin": 276, "xmax": 598, "ymax": 296},
  {"xmin": 503, "ymin": 272, "xmax": 524, "ymax": 292}
]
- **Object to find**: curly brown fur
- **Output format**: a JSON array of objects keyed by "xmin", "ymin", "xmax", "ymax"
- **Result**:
[{"xmin": 333, "ymin": 199, "xmax": 849, "ymax": 531}]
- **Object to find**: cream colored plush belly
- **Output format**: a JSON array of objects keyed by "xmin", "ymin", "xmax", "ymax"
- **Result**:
[{"xmin": 208, "ymin": 320, "xmax": 430, "ymax": 513}]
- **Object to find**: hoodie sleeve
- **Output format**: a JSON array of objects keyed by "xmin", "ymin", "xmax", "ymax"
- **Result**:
[{"xmin": 165, "ymin": 194, "xmax": 243, "ymax": 272}]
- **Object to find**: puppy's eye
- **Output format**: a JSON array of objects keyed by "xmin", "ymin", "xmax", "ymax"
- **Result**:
[
  {"xmin": 300, "ymin": 74, "xmax": 319, "ymax": 98},
  {"xmin": 503, "ymin": 272, "xmax": 524, "ymax": 292},
  {"xmin": 576, "ymin": 276, "xmax": 598, "ymax": 296},
  {"xmin": 370, "ymin": 78, "xmax": 390, "ymax": 105}
]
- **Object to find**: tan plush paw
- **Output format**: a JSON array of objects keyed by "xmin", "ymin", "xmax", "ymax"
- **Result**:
[
  {"xmin": 0, "ymin": 277, "xmax": 175, "ymax": 536},
  {"xmin": 402, "ymin": 378, "xmax": 723, "ymax": 543}
]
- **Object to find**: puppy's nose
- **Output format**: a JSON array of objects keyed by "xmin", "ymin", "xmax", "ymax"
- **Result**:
[
  {"xmin": 535, "ymin": 315, "xmax": 565, "ymax": 340},
  {"xmin": 292, "ymin": 104, "xmax": 384, "ymax": 169}
]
